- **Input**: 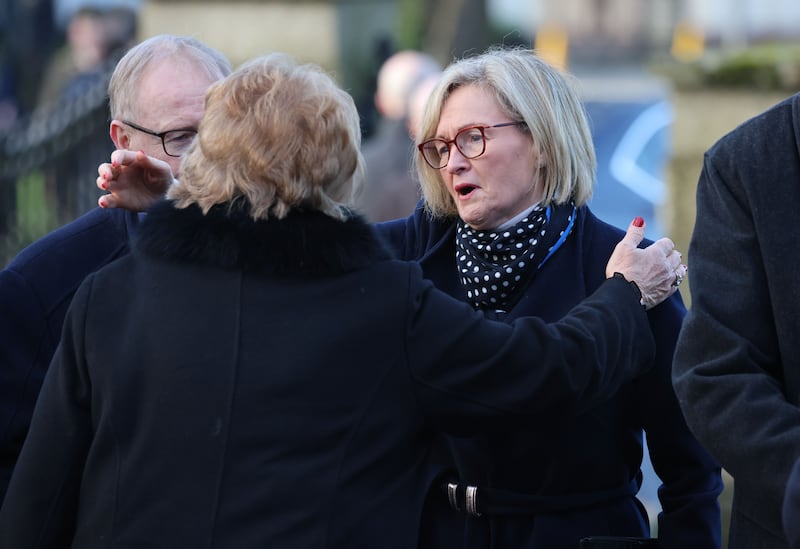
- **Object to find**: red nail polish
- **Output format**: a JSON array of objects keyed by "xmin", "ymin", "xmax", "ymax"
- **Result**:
[{"xmin": 633, "ymin": 216, "xmax": 644, "ymax": 227}]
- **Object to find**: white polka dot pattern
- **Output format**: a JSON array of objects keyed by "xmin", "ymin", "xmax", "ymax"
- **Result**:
[
  {"xmin": 455, "ymin": 203, "xmax": 576, "ymax": 312},
  {"xmin": 456, "ymin": 205, "xmax": 548, "ymax": 310}
]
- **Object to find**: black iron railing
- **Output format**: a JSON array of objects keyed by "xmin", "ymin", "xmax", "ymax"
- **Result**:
[{"xmin": 0, "ymin": 62, "xmax": 115, "ymax": 268}]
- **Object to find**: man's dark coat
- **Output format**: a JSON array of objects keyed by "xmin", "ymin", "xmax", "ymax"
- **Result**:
[{"xmin": 674, "ymin": 92, "xmax": 800, "ymax": 549}]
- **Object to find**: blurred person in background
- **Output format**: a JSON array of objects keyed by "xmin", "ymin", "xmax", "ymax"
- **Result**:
[
  {"xmin": 673, "ymin": 91, "xmax": 800, "ymax": 549},
  {"xmin": 0, "ymin": 52, "xmax": 681, "ymax": 548},
  {"xmin": 92, "ymin": 45, "xmax": 714, "ymax": 549},
  {"xmin": 378, "ymin": 46, "xmax": 721, "ymax": 548},
  {"xmin": 37, "ymin": 5, "xmax": 138, "ymax": 107},
  {"xmin": 0, "ymin": 34, "xmax": 231, "ymax": 504},
  {"xmin": 406, "ymin": 72, "xmax": 441, "ymax": 140},
  {"xmin": 0, "ymin": 0, "xmax": 60, "ymax": 118},
  {"xmin": 356, "ymin": 49, "xmax": 442, "ymax": 222}
]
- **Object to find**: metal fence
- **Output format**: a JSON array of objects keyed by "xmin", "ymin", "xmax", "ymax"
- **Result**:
[{"xmin": 0, "ymin": 62, "xmax": 115, "ymax": 268}]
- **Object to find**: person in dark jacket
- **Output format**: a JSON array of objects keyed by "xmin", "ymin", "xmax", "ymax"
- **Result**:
[
  {"xmin": 0, "ymin": 34, "xmax": 231, "ymax": 504},
  {"xmin": 0, "ymin": 53, "xmax": 680, "ymax": 548},
  {"xmin": 673, "ymin": 92, "xmax": 800, "ymax": 549},
  {"xmin": 356, "ymin": 49, "xmax": 442, "ymax": 222},
  {"xmin": 375, "ymin": 47, "xmax": 722, "ymax": 548}
]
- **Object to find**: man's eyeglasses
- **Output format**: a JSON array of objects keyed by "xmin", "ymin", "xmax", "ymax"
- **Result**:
[
  {"xmin": 417, "ymin": 122, "xmax": 526, "ymax": 169},
  {"xmin": 122, "ymin": 120, "xmax": 197, "ymax": 158}
]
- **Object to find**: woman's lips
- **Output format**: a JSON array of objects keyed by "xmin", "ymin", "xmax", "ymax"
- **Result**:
[{"xmin": 454, "ymin": 183, "xmax": 478, "ymax": 198}]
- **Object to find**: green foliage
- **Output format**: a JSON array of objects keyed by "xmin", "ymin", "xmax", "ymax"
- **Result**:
[
  {"xmin": 705, "ymin": 43, "xmax": 800, "ymax": 89},
  {"xmin": 653, "ymin": 42, "xmax": 800, "ymax": 91},
  {"xmin": 15, "ymin": 172, "xmax": 57, "ymax": 246},
  {"xmin": 1, "ymin": 172, "xmax": 59, "ymax": 266},
  {"xmin": 396, "ymin": 0, "xmax": 427, "ymax": 50}
]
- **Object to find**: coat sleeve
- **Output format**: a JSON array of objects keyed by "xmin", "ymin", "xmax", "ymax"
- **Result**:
[
  {"xmin": 0, "ymin": 275, "xmax": 95, "ymax": 547},
  {"xmin": 0, "ymin": 207, "xmax": 135, "ymax": 503},
  {"xmin": 405, "ymin": 266, "xmax": 655, "ymax": 432},
  {"xmin": 374, "ymin": 204, "xmax": 453, "ymax": 262},
  {"xmin": 672, "ymin": 150, "xmax": 800, "ymax": 539},
  {"xmin": 0, "ymin": 267, "xmax": 55, "ymax": 503},
  {"xmin": 634, "ymin": 291, "xmax": 723, "ymax": 548}
]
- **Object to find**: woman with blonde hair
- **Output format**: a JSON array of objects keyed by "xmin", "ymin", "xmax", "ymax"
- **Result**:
[
  {"xmin": 14, "ymin": 52, "xmax": 682, "ymax": 548},
  {"xmin": 380, "ymin": 47, "xmax": 721, "ymax": 548}
]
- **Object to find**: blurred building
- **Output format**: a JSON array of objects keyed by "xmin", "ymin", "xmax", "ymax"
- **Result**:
[
  {"xmin": 684, "ymin": 0, "xmax": 800, "ymax": 47},
  {"xmin": 490, "ymin": 0, "xmax": 800, "ymax": 66},
  {"xmin": 138, "ymin": 1, "xmax": 395, "ymax": 110}
]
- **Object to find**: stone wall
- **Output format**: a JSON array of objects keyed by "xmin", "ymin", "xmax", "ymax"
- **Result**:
[
  {"xmin": 138, "ymin": 1, "xmax": 395, "ymax": 101},
  {"xmin": 666, "ymin": 87, "xmax": 788, "ymax": 305}
]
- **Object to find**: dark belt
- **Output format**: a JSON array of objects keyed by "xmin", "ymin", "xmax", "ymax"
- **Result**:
[{"xmin": 443, "ymin": 478, "xmax": 639, "ymax": 517}]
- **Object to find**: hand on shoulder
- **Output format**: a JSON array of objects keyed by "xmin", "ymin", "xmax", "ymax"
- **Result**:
[{"xmin": 606, "ymin": 217, "xmax": 685, "ymax": 309}]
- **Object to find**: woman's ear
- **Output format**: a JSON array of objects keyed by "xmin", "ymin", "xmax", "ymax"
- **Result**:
[
  {"xmin": 527, "ymin": 134, "xmax": 546, "ymax": 170},
  {"xmin": 536, "ymin": 148, "xmax": 548, "ymax": 170}
]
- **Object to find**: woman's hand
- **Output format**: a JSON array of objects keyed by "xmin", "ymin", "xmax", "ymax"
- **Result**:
[
  {"xmin": 606, "ymin": 216, "xmax": 686, "ymax": 310},
  {"xmin": 97, "ymin": 150, "xmax": 175, "ymax": 212}
]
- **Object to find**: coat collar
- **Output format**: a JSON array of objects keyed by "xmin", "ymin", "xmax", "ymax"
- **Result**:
[{"xmin": 133, "ymin": 199, "xmax": 393, "ymax": 277}]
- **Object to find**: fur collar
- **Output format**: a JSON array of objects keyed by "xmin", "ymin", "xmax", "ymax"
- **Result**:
[{"xmin": 133, "ymin": 199, "xmax": 394, "ymax": 277}]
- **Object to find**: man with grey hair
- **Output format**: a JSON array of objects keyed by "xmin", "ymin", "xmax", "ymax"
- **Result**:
[
  {"xmin": 0, "ymin": 34, "xmax": 231, "ymax": 503},
  {"xmin": 356, "ymin": 49, "xmax": 442, "ymax": 222}
]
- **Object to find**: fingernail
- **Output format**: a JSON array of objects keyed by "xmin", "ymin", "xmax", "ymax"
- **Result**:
[
  {"xmin": 633, "ymin": 216, "xmax": 644, "ymax": 227},
  {"xmin": 99, "ymin": 198, "xmax": 106, "ymax": 208},
  {"xmin": 100, "ymin": 181, "xmax": 108, "ymax": 190}
]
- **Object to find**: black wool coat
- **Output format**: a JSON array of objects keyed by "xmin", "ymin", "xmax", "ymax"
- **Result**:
[
  {"xmin": 673, "ymin": 92, "xmax": 800, "ymax": 549},
  {"xmin": 0, "ymin": 199, "xmax": 653, "ymax": 548}
]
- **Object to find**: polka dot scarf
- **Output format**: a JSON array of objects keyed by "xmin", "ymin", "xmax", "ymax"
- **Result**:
[{"xmin": 456, "ymin": 203, "xmax": 575, "ymax": 312}]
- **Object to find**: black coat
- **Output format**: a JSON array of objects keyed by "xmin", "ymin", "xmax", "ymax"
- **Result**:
[
  {"xmin": 0, "ymin": 200, "xmax": 653, "ymax": 548},
  {"xmin": 673, "ymin": 92, "xmax": 800, "ymax": 548},
  {"xmin": 380, "ymin": 205, "xmax": 722, "ymax": 548}
]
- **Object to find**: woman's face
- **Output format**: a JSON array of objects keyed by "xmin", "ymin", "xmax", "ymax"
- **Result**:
[{"xmin": 435, "ymin": 84, "xmax": 543, "ymax": 230}]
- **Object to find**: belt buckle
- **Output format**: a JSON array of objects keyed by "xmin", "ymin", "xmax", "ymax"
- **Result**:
[
  {"xmin": 446, "ymin": 483, "xmax": 482, "ymax": 517},
  {"xmin": 466, "ymin": 485, "xmax": 481, "ymax": 517},
  {"xmin": 447, "ymin": 483, "xmax": 460, "ymax": 511}
]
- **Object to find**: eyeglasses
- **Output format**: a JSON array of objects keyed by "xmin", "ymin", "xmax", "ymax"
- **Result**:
[
  {"xmin": 417, "ymin": 122, "xmax": 525, "ymax": 169},
  {"xmin": 122, "ymin": 120, "xmax": 197, "ymax": 158}
]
